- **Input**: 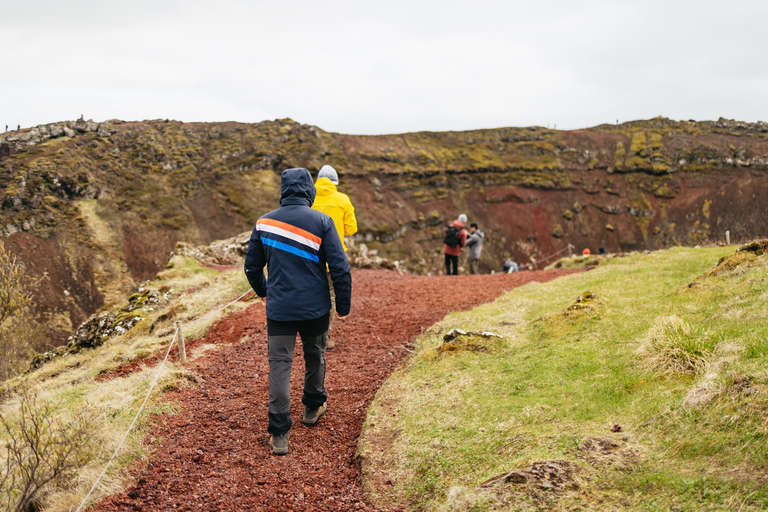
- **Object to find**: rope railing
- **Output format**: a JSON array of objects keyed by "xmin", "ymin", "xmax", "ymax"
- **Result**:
[
  {"xmin": 74, "ymin": 288, "xmax": 255, "ymax": 512},
  {"xmin": 534, "ymin": 244, "xmax": 575, "ymax": 265}
]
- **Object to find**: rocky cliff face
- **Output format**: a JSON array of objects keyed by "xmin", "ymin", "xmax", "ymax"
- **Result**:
[{"xmin": 1, "ymin": 116, "xmax": 767, "ymax": 342}]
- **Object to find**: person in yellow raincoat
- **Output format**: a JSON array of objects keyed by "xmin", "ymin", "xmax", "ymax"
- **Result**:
[{"xmin": 312, "ymin": 165, "xmax": 358, "ymax": 350}]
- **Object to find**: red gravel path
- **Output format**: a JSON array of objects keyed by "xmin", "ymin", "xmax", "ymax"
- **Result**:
[{"xmin": 92, "ymin": 268, "xmax": 581, "ymax": 512}]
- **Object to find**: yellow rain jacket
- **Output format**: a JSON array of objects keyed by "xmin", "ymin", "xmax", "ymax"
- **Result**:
[{"xmin": 312, "ymin": 177, "xmax": 358, "ymax": 251}]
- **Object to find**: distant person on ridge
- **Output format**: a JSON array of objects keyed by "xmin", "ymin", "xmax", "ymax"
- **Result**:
[
  {"xmin": 311, "ymin": 164, "xmax": 357, "ymax": 351},
  {"xmin": 443, "ymin": 213, "xmax": 468, "ymax": 275},
  {"xmin": 465, "ymin": 222, "xmax": 484, "ymax": 274},
  {"xmin": 244, "ymin": 167, "xmax": 352, "ymax": 456}
]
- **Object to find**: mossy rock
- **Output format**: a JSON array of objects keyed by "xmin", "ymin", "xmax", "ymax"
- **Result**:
[
  {"xmin": 562, "ymin": 209, "xmax": 574, "ymax": 220},
  {"xmin": 113, "ymin": 310, "xmax": 147, "ymax": 328},
  {"xmin": 739, "ymin": 239, "xmax": 768, "ymax": 256},
  {"xmin": 539, "ymin": 291, "xmax": 605, "ymax": 326},
  {"xmin": 569, "ymin": 291, "xmax": 596, "ymax": 309},
  {"xmin": 563, "ymin": 291, "xmax": 604, "ymax": 318},
  {"xmin": 127, "ymin": 290, "xmax": 150, "ymax": 305},
  {"xmin": 705, "ymin": 239, "xmax": 768, "ymax": 276},
  {"xmin": 552, "ymin": 224, "xmax": 564, "ymax": 238},
  {"xmin": 123, "ymin": 289, "xmax": 162, "ymax": 313},
  {"xmin": 29, "ymin": 345, "xmax": 69, "ymax": 371},
  {"xmin": 436, "ymin": 329, "xmax": 504, "ymax": 355}
]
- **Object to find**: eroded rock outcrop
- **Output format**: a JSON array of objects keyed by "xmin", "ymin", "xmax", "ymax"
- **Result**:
[
  {"xmin": 2, "ymin": 116, "xmax": 767, "ymax": 343},
  {"xmin": 0, "ymin": 119, "xmax": 116, "ymax": 154},
  {"xmin": 29, "ymin": 287, "xmax": 168, "ymax": 370}
]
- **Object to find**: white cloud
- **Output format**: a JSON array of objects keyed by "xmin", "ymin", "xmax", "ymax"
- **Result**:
[{"xmin": 2, "ymin": 0, "xmax": 767, "ymax": 134}]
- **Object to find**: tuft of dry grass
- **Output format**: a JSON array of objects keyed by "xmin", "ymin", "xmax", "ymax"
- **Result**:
[{"xmin": 636, "ymin": 315, "xmax": 711, "ymax": 375}]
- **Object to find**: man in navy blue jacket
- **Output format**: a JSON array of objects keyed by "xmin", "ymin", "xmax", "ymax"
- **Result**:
[{"xmin": 245, "ymin": 167, "xmax": 352, "ymax": 455}]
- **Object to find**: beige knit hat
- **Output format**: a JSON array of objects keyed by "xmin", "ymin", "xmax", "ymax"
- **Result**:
[{"xmin": 318, "ymin": 165, "xmax": 339, "ymax": 184}]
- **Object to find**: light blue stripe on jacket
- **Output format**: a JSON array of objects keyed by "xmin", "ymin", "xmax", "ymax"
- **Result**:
[{"xmin": 261, "ymin": 236, "xmax": 320, "ymax": 263}]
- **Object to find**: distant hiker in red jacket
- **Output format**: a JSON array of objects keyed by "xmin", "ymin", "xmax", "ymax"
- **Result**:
[{"xmin": 443, "ymin": 214, "xmax": 468, "ymax": 275}]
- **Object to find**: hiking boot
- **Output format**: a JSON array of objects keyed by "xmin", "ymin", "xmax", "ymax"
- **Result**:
[
  {"xmin": 326, "ymin": 338, "xmax": 335, "ymax": 351},
  {"xmin": 268, "ymin": 433, "xmax": 289, "ymax": 455},
  {"xmin": 302, "ymin": 402, "xmax": 327, "ymax": 426}
]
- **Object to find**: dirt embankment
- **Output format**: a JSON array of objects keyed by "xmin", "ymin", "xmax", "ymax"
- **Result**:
[{"xmin": 92, "ymin": 268, "xmax": 582, "ymax": 512}]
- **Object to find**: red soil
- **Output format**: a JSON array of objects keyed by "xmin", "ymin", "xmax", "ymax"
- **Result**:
[{"xmin": 92, "ymin": 268, "xmax": 582, "ymax": 512}]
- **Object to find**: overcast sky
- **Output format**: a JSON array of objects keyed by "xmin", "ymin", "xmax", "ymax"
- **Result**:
[{"xmin": 1, "ymin": 0, "xmax": 766, "ymax": 135}]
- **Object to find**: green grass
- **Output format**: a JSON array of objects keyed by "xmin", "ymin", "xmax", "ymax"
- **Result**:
[{"xmin": 358, "ymin": 246, "xmax": 768, "ymax": 511}]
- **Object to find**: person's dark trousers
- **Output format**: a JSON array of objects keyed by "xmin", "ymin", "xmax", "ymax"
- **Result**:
[
  {"xmin": 445, "ymin": 254, "xmax": 459, "ymax": 275},
  {"xmin": 469, "ymin": 259, "xmax": 478, "ymax": 274},
  {"xmin": 266, "ymin": 314, "xmax": 329, "ymax": 435}
]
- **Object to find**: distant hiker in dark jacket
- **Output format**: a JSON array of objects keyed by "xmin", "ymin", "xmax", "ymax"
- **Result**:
[
  {"xmin": 443, "ymin": 214, "xmax": 468, "ymax": 275},
  {"xmin": 503, "ymin": 259, "xmax": 518, "ymax": 273},
  {"xmin": 465, "ymin": 223, "xmax": 484, "ymax": 274},
  {"xmin": 244, "ymin": 167, "xmax": 352, "ymax": 456}
]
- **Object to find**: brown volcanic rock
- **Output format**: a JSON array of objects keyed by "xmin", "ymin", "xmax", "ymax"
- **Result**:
[{"xmin": 2, "ymin": 116, "xmax": 768, "ymax": 343}]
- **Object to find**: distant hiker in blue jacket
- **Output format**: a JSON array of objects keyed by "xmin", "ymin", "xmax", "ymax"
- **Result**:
[{"xmin": 244, "ymin": 167, "xmax": 352, "ymax": 456}]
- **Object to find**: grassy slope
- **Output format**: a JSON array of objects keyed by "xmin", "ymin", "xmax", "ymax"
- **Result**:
[
  {"xmin": 0, "ymin": 256, "xmax": 253, "ymax": 511},
  {"xmin": 359, "ymin": 246, "xmax": 768, "ymax": 511}
]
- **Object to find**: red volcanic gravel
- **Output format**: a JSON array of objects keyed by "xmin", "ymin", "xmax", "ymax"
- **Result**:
[{"xmin": 92, "ymin": 268, "xmax": 582, "ymax": 512}]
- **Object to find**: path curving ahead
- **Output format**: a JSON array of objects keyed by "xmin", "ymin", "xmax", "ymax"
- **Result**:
[{"xmin": 93, "ymin": 268, "xmax": 581, "ymax": 512}]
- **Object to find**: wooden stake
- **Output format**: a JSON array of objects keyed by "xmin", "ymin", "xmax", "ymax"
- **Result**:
[
  {"xmin": 726, "ymin": 230, "xmax": 730, "ymax": 245},
  {"xmin": 176, "ymin": 320, "xmax": 187, "ymax": 363}
]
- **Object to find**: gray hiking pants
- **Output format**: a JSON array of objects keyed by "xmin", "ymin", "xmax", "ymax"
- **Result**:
[{"xmin": 267, "ymin": 314, "xmax": 329, "ymax": 435}]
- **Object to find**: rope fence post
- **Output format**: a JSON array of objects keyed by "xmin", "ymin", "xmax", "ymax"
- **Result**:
[
  {"xmin": 74, "ymin": 289, "xmax": 254, "ymax": 512},
  {"xmin": 176, "ymin": 320, "xmax": 186, "ymax": 362},
  {"xmin": 726, "ymin": 230, "xmax": 730, "ymax": 245}
]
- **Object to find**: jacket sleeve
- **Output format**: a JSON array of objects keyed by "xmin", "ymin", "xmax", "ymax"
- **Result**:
[
  {"xmin": 343, "ymin": 197, "xmax": 358, "ymax": 237},
  {"xmin": 459, "ymin": 229, "xmax": 468, "ymax": 248},
  {"xmin": 323, "ymin": 219, "xmax": 352, "ymax": 316},
  {"xmin": 243, "ymin": 224, "xmax": 267, "ymax": 297},
  {"xmin": 465, "ymin": 233, "xmax": 477, "ymax": 247}
]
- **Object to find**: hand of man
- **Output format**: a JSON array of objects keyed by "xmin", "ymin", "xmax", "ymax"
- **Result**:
[{"xmin": 336, "ymin": 313, "xmax": 349, "ymax": 321}]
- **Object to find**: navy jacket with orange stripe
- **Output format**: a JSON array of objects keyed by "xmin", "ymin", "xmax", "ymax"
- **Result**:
[{"xmin": 244, "ymin": 168, "xmax": 352, "ymax": 322}]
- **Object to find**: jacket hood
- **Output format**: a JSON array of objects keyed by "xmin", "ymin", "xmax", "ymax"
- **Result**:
[
  {"xmin": 451, "ymin": 219, "xmax": 465, "ymax": 229},
  {"xmin": 315, "ymin": 177, "xmax": 338, "ymax": 197},
  {"xmin": 280, "ymin": 168, "xmax": 316, "ymax": 207},
  {"xmin": 473, "ymin": 229, "xmax": 484, "ymax": 238}
]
